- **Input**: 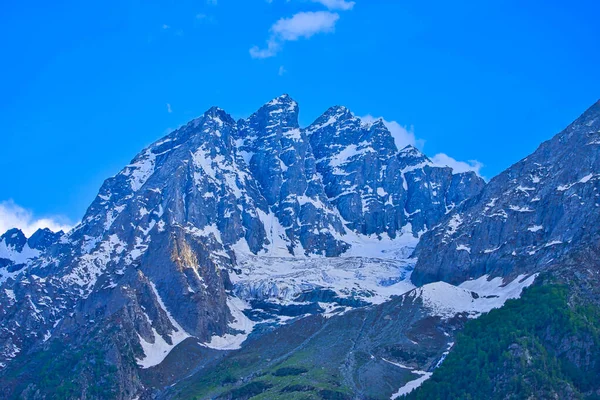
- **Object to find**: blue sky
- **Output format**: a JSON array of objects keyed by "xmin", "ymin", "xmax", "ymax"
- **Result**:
[{"xmin": 1, "ymin": 0, "xmax": 599, "ymax": 233}]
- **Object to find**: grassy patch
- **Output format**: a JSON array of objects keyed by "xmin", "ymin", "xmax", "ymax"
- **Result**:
[{"xmin": 273, "ymin": 366, "xmax": 309, "ymax": 377}]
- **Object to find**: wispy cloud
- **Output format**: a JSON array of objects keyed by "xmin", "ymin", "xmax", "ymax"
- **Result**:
[
  {"xmin": 196, "ymin": 13, "xmax": 216, "ymax": 24},
  {"xmin": 431, "ymin": 153, "xmax": 484, "ymax": 176},
  {"xmin": 311, "ymin": 0, "xmax": 355, "ymax": 10},
  {"xmin": 167, "ymin": 103, "xmax": 173, "ymax": 113},
  {"xmin": 360, "ymin": 115, "xmax": 483, "ymax": 176},
  {"xmin": 250, "ymin": 11, "xmax": 340, "ymax": 58},
  {"xmin": 0, "ymin": 200, "xmax": 74, "ymax": 237},
  {"xmin": 360, "ymin": 115, "xmax": 424, "ymax": 151},
  {"xmin": 278, "ymin": 65, "xmax": 287, "ymax": 76},
  {"xmin": 206, "ymin": 0, "xmax": 218, "ymax": 5}
]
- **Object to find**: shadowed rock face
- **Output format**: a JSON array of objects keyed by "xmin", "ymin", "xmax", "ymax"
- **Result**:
[
  {"xmin": 0, "ymin": 95, "xmax": 487, "ymax": 399},
  {"xmin": 412, "ymin": 100, "xmax": 600, "ymax": 286},
  {"xmin": 0, "ymin": 228, "xmax": 64, "ymax": 273},
  {"xmin": 306, "ymin": 106, "xmax": 485, "ymax": 238}
]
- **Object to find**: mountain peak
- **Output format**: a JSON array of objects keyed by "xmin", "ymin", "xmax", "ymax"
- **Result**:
[
  {"xmin": 306, "ymin": 105, "xmax": 359, "ymax": 136},
  {"xmin": 202, "ymin": 106, "xmax": 235, "ymax": 126},
  {"xmin": 325, "ymin": 105, "xmax": 349, "ymax": 114},
  {"xmin": 28, "ymin": 228, "xmax": 64, "ymax": 251},
  {"xmin": 369, "ymin": 118, "xmax": 387, "ymax": 129},
  {"xmin": 1, "ymin": 228, "xmax": 26, "ymax": 242},
  {"xmin": 322, "ymin": 105, "xmax": 353, "ymax": 120},
  {"xmin": 265, "ymin": 94, "xmax": 298, "ymax": 110},
  {"xmin": 397, "ymin": 144, "xmax": 432, "ymax": 168},
  {"xmin": 247, "ymin": 94, "xmax": 300, "ymax": 131},
  {"xmin": 0, "ymin": 228, "xmax": 27, "ymax": 252},
  {"xmin": 399, "ymin": 144, "xmax": 424, "ymax": 156}
]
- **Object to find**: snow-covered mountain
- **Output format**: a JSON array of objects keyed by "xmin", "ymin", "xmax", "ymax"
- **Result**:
[
  {"xmin": 0, "ymin": 95, "xmax": 488, "ymax": 397},
  {"xmin": 0, "ymin": 228, "xmax": 63, "ymax": 280}
]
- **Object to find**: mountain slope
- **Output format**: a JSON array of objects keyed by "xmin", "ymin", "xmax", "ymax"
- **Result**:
[
  {"xmin": 413, "ymin": 100, "xmax": 600, "ymax": 286},
  {"xmin": 306, "ymin": 106, "xmax": 484, "ymax": 238},
  {"xmin": 0, "ymin": 95, "xmax": 486, "ymax": 399},
  {"xmin": 405, "ymin": 281, "xmax": 600, "ymax": 400}
]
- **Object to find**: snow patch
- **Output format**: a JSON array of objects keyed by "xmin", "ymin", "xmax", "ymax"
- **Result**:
[
  {"xmin": 202, "ymin": 297, "xmax": 255, "ymax": 350},
  {"xmin": 136, "ymin": 282, "xmax": 191, "ymax": 369},
  {"xmin": 528, "ymin": 225, "xmax": 543, "ymax": 232},
  {"xmin": 411, "ymin": 274, "xmax": 538, "ymax": 320},
  {"xmin": 390, "ymin": 371, "xmax": 433, "ymax": 399}
]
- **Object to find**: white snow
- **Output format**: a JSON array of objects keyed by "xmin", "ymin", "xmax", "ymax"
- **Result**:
[
  {"xmin": 0, "ymin": 241, "xmax": 40, "ymax": 265},
  {"xmin": 442, "ymin": 214, "xmax": 463, "ymax": 242},
  {"xmin": 483, "ymin": 246, "xmax": 501, "ymax": 254},
  {"xmin": 456, "ymin": 244, "xmax": 471, "ymax": 253},
  {"xmin": 557, "ymin": 183, "xmax": 574, "ymax": 192},
  {"xmin": 231, "ymin": 233, "xmax": 417, "ymax": 308},
  {"xmin": 528, "ymin": 225, "xmax": 543, "ymax": 232},
  {"xmin": 390, "ymin": 371, "xmax": 433, "ymax": 399},
  {"xmin": 191, "ymin": 144, "xmax": 252, "ymax": 200},
  {"xmin": 202, "ymin": 297, "xmax": 256, "ymax": 350},
  {"xmin": 4, "ymin": 289, "xmax": 15, "ymax": 301},
  {"xmin": 508, "ymin": 205, "xmax": 534, "ymax": 212},
  {"xmin": 63, "ymin": 234, "xmax": 127, "ymax": 294},
  {"xmin": 557, "ymin": 174, "xmax": 595, "ymax": 192},
  {"xmin": 579, "ymin": 174, "xmax": 594, "ymax": 183},
  {"xmin": 136, "ymin": 282, "xmax": 191, "ymax": 369},
  {"xmin": 328, "ymin": 145, "xmax": 359, "ymax": 168},
  {"xmin": 284, "ymin": 128, "xmax": 302, "ymax": 141},
  {"xmin": 544, "ymin": 240, "xmax": 563, "ymax": 247},
  {"xmin": 411, "ymin": 274, "xmax": 538, "ymax": 320},
  {"xmin": 125, "ymin": 149, "xmax": 157, "ymax": 192}
]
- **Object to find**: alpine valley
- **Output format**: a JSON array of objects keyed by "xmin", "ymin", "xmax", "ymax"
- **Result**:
[{"xmin": 1, "ymin": 95, "xmax": 600, "ymax": 400}]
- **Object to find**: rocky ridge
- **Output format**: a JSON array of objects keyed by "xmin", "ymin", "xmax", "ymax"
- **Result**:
[
  {"xmin": 0, "ymin": 95, "xmax": 486, "ymax": 399},
  {"xmin": 413, "ymin": 100, "xmax": 600, "ymax": 286}
]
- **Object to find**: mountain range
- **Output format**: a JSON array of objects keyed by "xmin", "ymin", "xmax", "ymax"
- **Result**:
[{"xmin": 1, "ymin": 95, "xmax": 599, "ymax": 400}]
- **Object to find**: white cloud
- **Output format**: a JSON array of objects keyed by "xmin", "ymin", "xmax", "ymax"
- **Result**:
[
  {"xmin": 360, "ymin": 115, "xmax": 424, "ymax": 151},
  {"xmin": 167, "ymin": 103, "xmax": 172, "ymax": 113},
  {"xmin": 250, "ymin": 11, "xmax": 340, "ymax": 58},
  {"xmin": 272, "ymin": 11, "xmax": 339, "ymax": 40},
  {"xmin": 162, "ymin": 24, "xmax": 170, "ymax": 30},
  {"xmin": 250, "ymin": 40, "xmax": 281, "ymax": 59},
  {"xmin": 278, "ymin": 65, "xmax": 286, "ymax": 76},
  {"xmin": 431, "ymin": 153, "xmax": 484, "ymax": 176},
  {"xmin": 360, "ymin": 115, "xmax": 483, "ymax": 176},
  {"xmin": 206, "ymin": 0, "xmax": 218, "ymax": 5},
  {"xmin": 0, "ymin": 200, "xmax": 74, "ymax": 237},
  {"xmin": 311, "ymin": 0, "xmax": 355, "ymax": 10}
]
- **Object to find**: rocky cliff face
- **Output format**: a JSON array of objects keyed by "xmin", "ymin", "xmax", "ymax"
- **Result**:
[
  {"xmin": 2, "ymin": 96, "xmax": 599, "ymax": 400},
  {"xmin": 235, "ymin": 95, "xmax": 348, "ymax": 256},
  {"xmin": 0, "ymin": 228, "xmax": 63, "ymax": 278},
  {"xmin": 412, "ymin": 100, "xmax": 600, "ymax": 286},
  {"xmin": 306, "ymin": 106, "xmax": 484, "ymax": 238},
  {"xmin": 0, "ymin": 95, "xmax": 486, "ymax": 399}
]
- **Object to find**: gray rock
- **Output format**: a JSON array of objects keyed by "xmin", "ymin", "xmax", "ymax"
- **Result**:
[
  {"xmin": 0, "ymin": 94, "xmax": 487, "ymax": 399},
  {"xmin": 412, "ymin": 99, "xmax": 600, "ymax": 285}
]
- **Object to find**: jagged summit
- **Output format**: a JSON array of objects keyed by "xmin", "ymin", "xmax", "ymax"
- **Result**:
[
  {"xmin": 0, "ymin": 95, "xmax": 488, "ymax": 395},
  {"xmin": 202, "ymin": 105, "xmax": 235, "ymax": 123},
  {"xmin": 27, "ymin": 228, "xmax": 64, "ymax": 250},
  {"xmin": 0, "ymin": 228, "xmax": 64, "ymax": 276},
  {"xmin": 266, "ymin": 93, "xmax": 296, "ymax": 105},
  {"xmin": 5, "ymin": 97, "xmax": 600, "ymax": 399},
  {"xmin": 246, "ymin": 94, "xmax": 300, "ymax": 132}
]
